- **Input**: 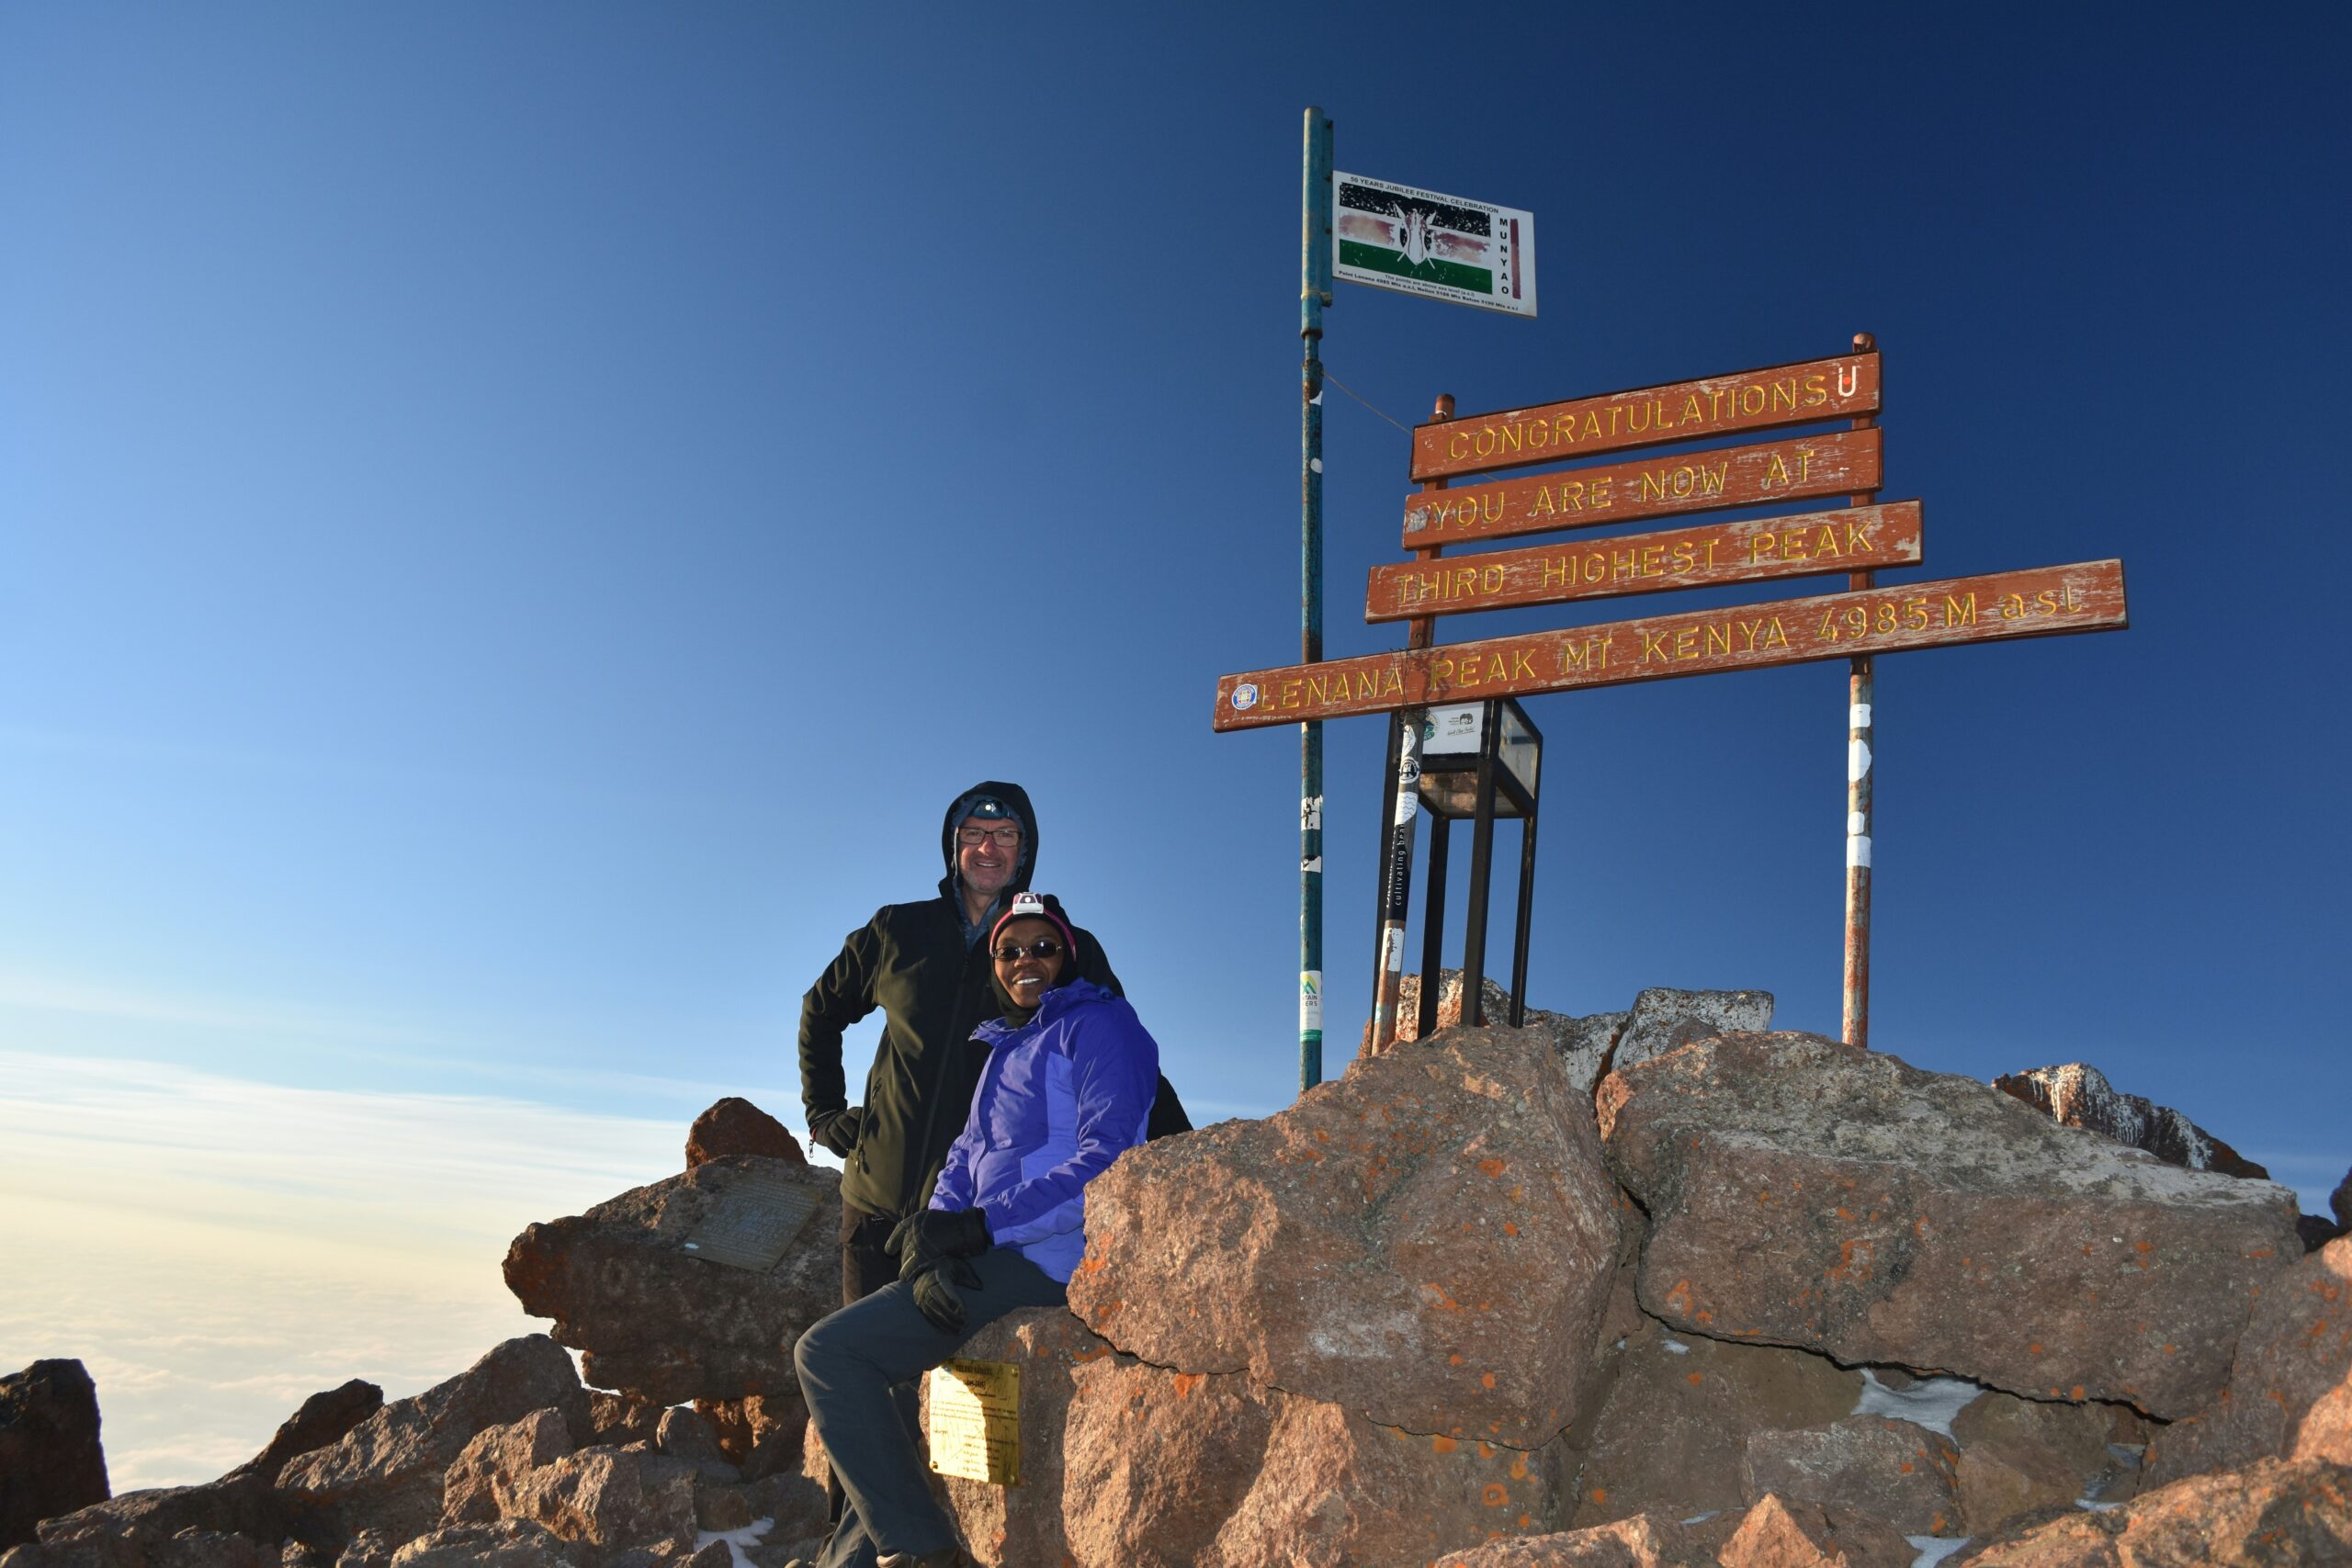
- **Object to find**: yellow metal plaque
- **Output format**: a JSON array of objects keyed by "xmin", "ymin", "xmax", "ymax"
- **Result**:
[{"xmin": 926, "ymin": 1358, "xmax": 1020, "ymax": 1486}]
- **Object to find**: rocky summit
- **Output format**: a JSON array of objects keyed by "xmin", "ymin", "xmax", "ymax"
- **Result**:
[{"xmin": 5, "ymin": 1008, "xmax": 2347, "ymax": 1568}]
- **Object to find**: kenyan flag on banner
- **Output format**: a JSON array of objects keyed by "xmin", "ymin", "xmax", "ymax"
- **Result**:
[{"xmin": 1333, "ymin": 173, "xmax": 1537, "ymax": 318}]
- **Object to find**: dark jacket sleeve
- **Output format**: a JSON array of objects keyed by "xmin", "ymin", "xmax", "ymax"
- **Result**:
[
  {"xmin": 797, "ymin": 914, "xmax": 884, "ymax": 1153},
  {"xmin": 1072, "ymin": 922, "xmax": 1123, "ymax": 998}
]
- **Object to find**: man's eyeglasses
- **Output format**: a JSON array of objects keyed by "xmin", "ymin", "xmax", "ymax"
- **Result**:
[
  {"xmin": 957, "ymin": 826, "xmax": 1022, "ymax": 848},
  {"xmin": 993, "ymin": 938, "xmax": 1065, "ymax": 964}
]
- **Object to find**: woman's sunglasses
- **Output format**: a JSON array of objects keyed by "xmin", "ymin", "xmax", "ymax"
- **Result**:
[{"xmin": 992, "ymin": 937, "xmax": 1066, "ymax": 964}]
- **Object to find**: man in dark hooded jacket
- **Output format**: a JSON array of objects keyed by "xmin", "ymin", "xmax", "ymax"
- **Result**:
[{"xmin": 797, "ymin": 782, "xmax": 1121, "ymax": 1307}]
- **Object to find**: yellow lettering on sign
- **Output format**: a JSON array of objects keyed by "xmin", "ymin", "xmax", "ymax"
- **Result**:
[
  {"xmin": 1762, "ymin": 452, "xmax": 1792, "ymax": 488},
  {"xmin": 1803, "ymin": 372, "xmax": 1829, "ymax": 407},
  {"xmin": 1945, "ymin": 593, "xmax": 1978, "ymax": 626},
  {"xmin": 1560, "ymin": 636, "xmax": 1613, "ymax": 673}
]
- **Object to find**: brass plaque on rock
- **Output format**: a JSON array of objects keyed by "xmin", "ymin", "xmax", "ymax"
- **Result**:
[
  {"xmin": 927, "ymin": 1358, "xmax": 1020, "ymax": 1486},
  {"xmin": 680, "ymin": 1172, "xmax": 823, "ymax": 1271}
]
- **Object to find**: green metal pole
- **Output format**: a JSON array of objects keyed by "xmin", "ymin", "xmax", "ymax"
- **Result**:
[{"xmin": 1299, "ymin": 107, "xmax": 1333, "ymax": 1093}]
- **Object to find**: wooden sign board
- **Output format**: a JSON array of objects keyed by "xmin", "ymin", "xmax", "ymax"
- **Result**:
[
  {"xmin": 1403, "ymin": 428, "xmax": 1882, "ymax": 549},
  {"xmin": 1215, "ymin": 560, "xmax": 2125, "ymax": 731},
  {"xmin": 1367, "ymin": 502, "xmax": 1923, "ymax": 623},
  {"xmin": 1411, "ymin": 352, "xmax": 1881, "ymax": 483}
]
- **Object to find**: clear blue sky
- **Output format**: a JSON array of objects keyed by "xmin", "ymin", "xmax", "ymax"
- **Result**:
[{"xmin": 2, "ymin": 1, "xmax": 2347, "ymax": 1481}]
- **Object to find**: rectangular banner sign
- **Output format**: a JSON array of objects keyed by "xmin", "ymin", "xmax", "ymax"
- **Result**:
[
  {"xmin": 1367, "ymin": 502, "xmax": 1923, "ymax": 623},
  {"xmin": 1214, "ymin": 560, "xmax": 2124, "ymax": 731},
  {"xmin": 1411, "ymin": 351, "xmax": 1880, "ymax": 483},
  {"xmin": 1403, "ymin": 428, "xmax": 1882, "ymax": 549},
  {"xmin": 1334, "ymin": 172, "xmax": 1536, "ymax": 318}
]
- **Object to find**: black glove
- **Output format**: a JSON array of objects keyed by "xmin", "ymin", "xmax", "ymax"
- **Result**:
[
  {"xmin": 807, "ymin": 1107, "xmax": 865, "ymax": 1158},
  {"xmin": 909, "ymin": 1257, "xmax": 982, "ymax": 1335},
  {"xmin": 884, "ymin": 1207, "xmax": 992, "ymax": 1282}
]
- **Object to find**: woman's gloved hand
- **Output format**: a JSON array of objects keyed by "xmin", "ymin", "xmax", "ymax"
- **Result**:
[
  {"xmin": 885, "ymin": 1207, "xmax": 992, "ymax": 1281},
  {"xmin": 910, "ymin": 1256, "xmax": 982, "ymax": 1335}
]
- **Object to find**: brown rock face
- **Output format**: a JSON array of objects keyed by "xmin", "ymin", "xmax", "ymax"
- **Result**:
[
  {"xmin": 1992, "ymin": 1062, "xmax": 2270, "ymax": 1179},
  {"xmin": 1740, "ymin": 1416, "xmax": 1959, "ymax": 1536},
  {"xmin": 0, "ymin": 1359, "xmax": 110, "ymax": 1550},
  {"xmin": 1949, "ymin": 1391, "xmax": 2145, "ymax": 1531},
  {"xmin": 502, "ymin": 1449, "xmax": 696, "ymax": 1562},
  {"xmin": 1715, "ymin": 1495, "xmax": 1914, "ymax": 1568},
  {"xmin": 2143, "ymin": 1234, "xmax": 2352, "ymax": 1484},
  {"xmin": 503, "ymin": 1157, "xmax": 841, "ymax": 1405},
  {"xmin": 930, "ymin": 1307, "xmax": 1577, "ymax": 1568},
  {"xmin": 1599, "ymin": 1032, "xmax": 2304, "ymax": 1416},
  {"xmin": 232, "ymin": 1381, "xmax": 384, "ymax": 1483},
  {"xmin": 276, "ymin": 1336, "xmax": 590, "ymax": 1548},
  {"xmin": 582, "ymin": 1395, "xmax": 662, "ymax": 1450},
  {"xmin": 689, "ymin": 1394, "xmax": 805, "ymax": 1481},
  {"xmin": 1431, "ymin": 1512, "xmax": 1735, "ymax": 1566},
  {"xmin": 684, "ymin": 1099, "xmax": 804, "ymax": 1171},
  {"xmin": 440, "ymin": 1410, "xmax": 576, "ymax": 1528},
  {"xmin": 33, "ymin": 1478, "xmax": 278, "ymax": 1556},
  {"xmin": 1608, "ymin": 988, "xmax": 1774, "ymax": 1077},
  {"xmin": 385, "ymin": 1520, "xmax": 577, "ymax": 1568},
  {"xmin": 1070, "ymin": 1023, "xmax": 1623, "ymax": 1446},
  {"xmin": 1957, "ymin": 1456, "xmax": 2352, "ymax": 1565},
  {"xmin": 1568, "ymin": 1316, "xmax": 1863, "ymax": 1528}
]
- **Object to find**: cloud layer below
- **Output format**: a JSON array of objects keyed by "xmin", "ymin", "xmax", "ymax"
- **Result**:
[{"xmin": 0, "ymin": 1050, "xmax": 685, "ymax": 1490}]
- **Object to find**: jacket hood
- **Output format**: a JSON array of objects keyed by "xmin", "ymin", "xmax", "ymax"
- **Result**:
[{"xmin": 939, "ymin": 780, "xmax": 1040, "ymax": 900}]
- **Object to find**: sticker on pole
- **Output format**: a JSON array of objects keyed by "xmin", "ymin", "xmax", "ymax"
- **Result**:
[{"xmin": 1334, "ymin": 173, "xmax": 1536, "ymax": 318}]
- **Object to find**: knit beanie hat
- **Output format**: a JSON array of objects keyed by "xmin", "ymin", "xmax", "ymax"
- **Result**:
[{"xmin": 989, "ymin": 890, "xmax": 1076, "ymax": 958}]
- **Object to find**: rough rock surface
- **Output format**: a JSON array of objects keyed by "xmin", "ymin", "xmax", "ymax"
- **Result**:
[
  {"xmin": 2335, "ymin": 1168, "xmax": 2352, "ymax": 1231},
  {"xmin": 932, "ymin": 1307, "xmax": 1577, "ymax": 1568},
  {"xmin": 503, "ymin": 1157, "xmax": 840, "ymax": 1404},
  {"xmin": 0, "ymin": 1359, "xmax": 110, "ymax": 1550},
  {"xmin": 1740, "ymin": 1416, "xmax": 1959, "ymax": 1536},
  {"xmin": 277, "ymin": 1336, "xmax": 590, "ymax": 1547},
  {"xmin": 683, "ymin": 1100, "xmax": 803, "ymax": 1171},
  {"xmin": 1599, "ymin": 1032, "xmax": 2304, "ymax": 1416},
  {"xmin": 33, "ymin": 1477, "xmax": 278, "ymax": 1554},
  {"xmin": 1955, "ymin": 1456, "xmax": 2352, "ymax": 1564},
  {"xmin": 1070, "ymin": 1022, "xmax": 1623, "ymax": 1445},
  {"xmin": 1993, "ymin": 1061, "xmax": 2270, "ymax": 1179},
  {"xmin": 502, "ymin": 1449, "xmax": 695, "ymax": 1561},
  {"xmin": 582, "ymin": 1395, "xmax": 663, "ymax": 1450},
  {"xmin": 1431, "ymin": 1511, "xmax": 1738, "ymax": 1567},
  {"xmin": 388, "ymin": 1521, "xmax": 577, "ymax": 1568},
  {"xmin": 441, "ymin": 1409, "xmax": 576, "ymax": 1527},
  {"xmin": 1608, "ymin": 988, "xmax": 1774, "ymax": 1077},
  {"xmin": 1567, "ymin": 1316, "xmax": 1861, "ymax": 1528},
  {"xmin": 232, "ymin": 1381, "xmax": 384, "ymax": 1483},
  {"xmin": 2143, "ymin": 1234, "xmax": 2352, "ymax": 1484},
  {"xmin": 1949, "ymin": 1390, "xmax": 2145, "ymax": 1530},
  {"xmin": 1715, "ymin": 1494, "xmax": 1914, "ymax": 1568},
  {"xmin": 690, "ymin": 1395, "xmax": 803, "ymax": 1481},
  {"xmin": 1364, "ymin": 972, "xmax": 1638, "ymax": 1095}
]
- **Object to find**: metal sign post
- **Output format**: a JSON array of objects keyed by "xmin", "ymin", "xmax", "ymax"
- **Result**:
[{"xmin": 1298, "ymin": 108, "xmax": 1333, "ymax": 1091}]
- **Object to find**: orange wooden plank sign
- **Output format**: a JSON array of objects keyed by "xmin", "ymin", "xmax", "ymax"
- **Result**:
[
  {"xmin": 1214, "ymin": 560, "xmax": 2124, "ymax": 731},
  {"xmin": 1367, "ymin": 502, "xmax": 1923, "ymax": 623},
  {"xmin": 1411, "ymin": 351, "xmax": 1881, "ymax": 483},
  {"xmin": 1402, "ymin": 428, "xmax": 1882, "ymax": 549}
]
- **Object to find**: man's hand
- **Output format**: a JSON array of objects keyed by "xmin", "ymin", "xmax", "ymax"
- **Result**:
[
  {"xmin": 909, "ymin": 1257, "xmax": 981, "ymax": 1335},
  {"xmin": 884, "ymin": 1208, "xmax": 991, "ymax": 1281},
  {"xmin": 807, "ymin": 1107, "xmax": 865, "ymax": 1157}
]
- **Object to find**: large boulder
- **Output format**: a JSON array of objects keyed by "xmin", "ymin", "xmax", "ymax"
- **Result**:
[
  {"xmin": 2143, "ymin": 1234, "xmax": 2352, "ymax": 1484},
  {"xmin": 232, "ymin": 1381, "xmax": 383, "ymax": 1483},
  {"xmin": 1738, "ymin": 1416, "xmax": 1959, "ymax": 1536},
  {"xmin": 1607, "ymin": 988, "xmax": 1774, "ymax": 1077},
  {"xmin": 1955, "ymin": 1455, "xmax": 2352, "ymax": 1564},
  {"xmin": 277, "ymin": 1336, "xmax": 590, "ymax": 1547},
  {"xmin": 1566, "ymin": 1317, "xmax": 1862, "ymax": 1529},
  {"xmin": 1430, "ymin": 1511, "xmax": 1740, "ymax": 1567},
  {"xmin": 0, "ymin": 1360, "xmax": 109, "ymax": 1549},
  {"xmin": 504, "ymin": 1158, "xmax": 839, "ymax": 1406},
  {"xmin": 385, "ymin": 1520, "xmax": 577, "ymax": 1568},
  {"xmin": 499, "ymin": 1449, "xmax": 696, "ymax": 1563},
  {"xmin": 1993, "ymin": 1062, "xmax": 2270, "ymax": 1179},
  {"xmin": 1598, "ymin": 1033, "xmax": 2304, "ymax": 1416},
  {"xmin": 1069, "ymin": 1023, "xmax": 1623, "ymax": 1446},
  {"xmin": 440, "ymin": 1410, "xmax": 577, "ymax": 1527},
  {"xmin": 928, "ymin": 1307, "xmax": 1578, "ymax": 1568},
  {"xmin": 1949, "ymin": 1388, "xmax": 2146, "ymax": 1532},
  {"xmin": 684, "ymin": 1100, "xmax": 804, "ymax": 1171}
]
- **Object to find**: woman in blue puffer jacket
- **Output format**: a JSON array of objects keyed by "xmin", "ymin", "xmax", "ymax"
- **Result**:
[{"xmin": 790, "ymin": 890, "xmax": 1159, "ymax": 1568}]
